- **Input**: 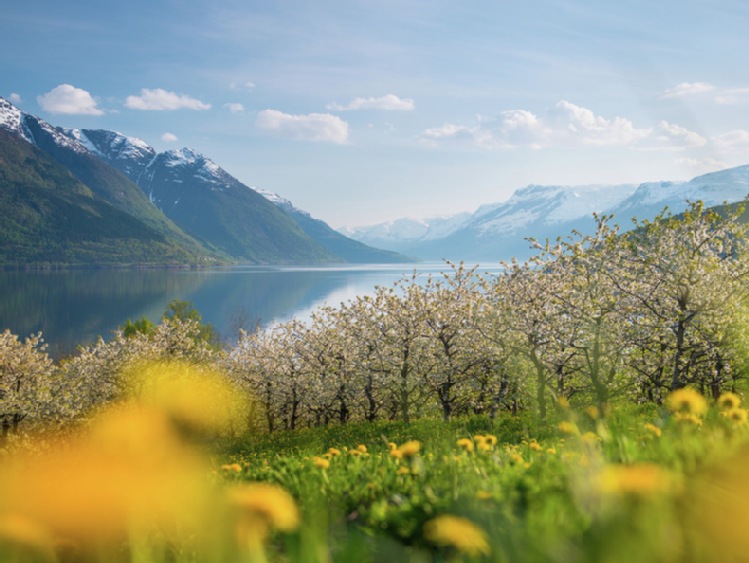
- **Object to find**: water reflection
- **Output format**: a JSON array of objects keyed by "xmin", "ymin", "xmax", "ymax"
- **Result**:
[{"xmin": 0, "ymin": 263, "xmax": 476, "ymax": 358}]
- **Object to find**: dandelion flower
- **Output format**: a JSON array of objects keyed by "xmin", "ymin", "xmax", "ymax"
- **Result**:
[
  {"xmin": 667, "ymin": 388, "xmax": 708, "ymax": 417},
  {"xmin": 396, "ymin": 440, "xmax": 421, "ymax": 458},
  {"xmin": 356, "ymin": 444, "xmax": 368, "ymax": 454},
  {"xmin": 312, "ymin": 456, "xmax": 329, "ymax": 469},
  {"xmin": 723, "ymin": 408, "xmax": 749, "ymax": 426},
  {"xmin": 718, "ymin": 392, "xmax": 742, "ymax": 411},
  {"xmin": 221, "ymin": 463, "xmax": 243, "ymax": 473},
  {"xmin": 456, "ymin": 438, "xmax": 475, "ymax": 453},
  {"xmin": 327, "ymin": 447, "xmax": 341, "ymax": 457},
  {"xmin": 584, "ymin": 406, "xmax": 601, "ymax": 420},
  {"xmin": 597, "ymin": 464, "xmax": 674, "ymax": 495},
  {"xmin": 484, "ymin": 434, "xmax": 497, "ymax": 446},
  {"xmin": 423, "ymin": 514, "xmax": 490, "ymax": 557},
  {"xmin": 644, "ymin": 423, "xmax": 662, "ymax": 437},
  {"xmin": 528, "ymin": 440, "xmax": 543, "ymax": 452},
  {"xmin": 227, "ymin": 483, "xmax": 300, "ymax": 545},
  {"xmin": 558, "ymin": 421, "xmax": 578, "ymax": 435}
]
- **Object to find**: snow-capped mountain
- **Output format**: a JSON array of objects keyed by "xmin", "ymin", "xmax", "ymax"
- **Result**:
[{"xmin": 342, "ymin": 171, "xmax": 749, "ymax": 262}]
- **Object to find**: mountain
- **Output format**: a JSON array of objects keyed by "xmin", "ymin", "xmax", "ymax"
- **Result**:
[
  {"xmin": 71, "ymin": 128, "xmax": 407, "ymax": 264},
  {"xmin": 0, "ymin": 99, "xmax": 216, "ymax": 266},
  {"xmin": 252, "ymin": 188, "xmax": 413, "ymax": 263},
  {"xmin": 342, "ymin": 169, "xmax": 749, "ymax": 262}
]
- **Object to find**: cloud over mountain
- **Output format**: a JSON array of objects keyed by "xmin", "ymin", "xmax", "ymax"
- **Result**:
[
  {"xmin": 37, "ymin": 84, "xmax": 104, "ymax": 116},
  {"xmin": 256, "ymin": 109, "xmax": 348, "ymax": 143},
  {"xmin": 125, "ymin": 89, "xmax": 211, "ymax": 111}
]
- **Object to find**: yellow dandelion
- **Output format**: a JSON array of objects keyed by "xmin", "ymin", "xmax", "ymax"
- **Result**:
[
  {"xmin": 390, "ymin": 449, "xmax": 403, "ymax": 460},
  {"xmin": 396, "ymin": 466, "xmax": 411, "ymax": 475},
  {"xmin": 227, "ymin": 482, "xmax": 300, "ymax": 545},
  {"xmin": 718, "ymin": 392, "xmax": 742, "ymax": 411},
  {"xmin": 723, "ymin": 408, "xmax": 749, "ymax": 426},
  {"xmin": 387, "ymin": 442, "xmax": 398, "ymax": 451},
  {"xmin": 423, "ymin": 514, "xmax": 490, "ymax": 557},
  {"xmin": 456, "ymin": 438, "xmax": 475, "ymax": 453},
  {"xmin": 509, "ymin": 453, "xmax": 525, "ymax": 465},
  {"xmin": 396, "ymin": 440, "xmax": 421, "ymax": 458},
  {"xmin": 327, "ymin": 447, "xmax": 341, "ymax": 457},
  {"xmin": 584, "ymin": 406, "xmax": 601, "ymax": 420},
  {"xmin": 644, "ymin": 423, "xmax": 662, "ymax": 437},
  {"xmin": 557, "ymin": 396, "xmax": 570, "ymax": 409},
  {"xmin": 596, "ymin": 464, "xmax": 674, "ymax": 495},
  {"xmin": 558, "ymin": 421, "xmax": 579, "ymax": 435},
  {"xmin": 476, "ymin": 441, "xmax": 492, "ymax": 453},
  {"xmin": 221, "ymin": 463, "xmax": 243, "ymax": 473},
  {"xmin": 484, "ymin": 434, "xmax": 497, "ymax": 446},
  {"xmin": 675, "ymin": 412, "xmax": 703, "ymax": 426},
  {"xmin": 667, "ymin": 388, "xmax": 708, "ymax": 417},
  {"xmin": 312, "ymin": 456, "xmax": 330, "ymax": 469},
  {"xmin": 546, "ymin": 447, "xmax": 557, "ymax": 455},
  {"xmin": 356, "ymin": 444, "xmax": 368, "ymax": 454},
  {"xmin": 581, "ymin": 432, "xmax": 600, "ymax": 445},
  {"xmin": 528, "ymin": 440, "xmax": 543, "ymax": 452}
]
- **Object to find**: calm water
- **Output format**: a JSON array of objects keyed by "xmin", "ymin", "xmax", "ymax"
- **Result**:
[{"xmin": 0, "ymin": 263, "xmax": 495, "ymax": 357}]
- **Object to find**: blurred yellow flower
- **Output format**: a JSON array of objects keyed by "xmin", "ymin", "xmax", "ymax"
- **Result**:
[
  {"xmin": 327, "ymin": 447, "xmax": 341, "ymax": 457},
  {"xmin": 667, "ymin": 388, "xmax": 708, "ymax": 417},
  {"xmin": 0, "ymin": 513, "xmax": 55, "ymax": 558},
  {"xmin": 312, "ymin": 456, "xmax": 330, "ymax": 469},
  {"xmin": 597, "ymin": 463, "xmax": 674, "ymax": 495},
  {"xmin": 396, "ymin": 440, "xmax": 421, "ymax": 458},
  {"xmin": 456, "ymin": 438, "xmax": 474, "ymax": 453},
  {"xmin": 356, "ymin": 444, "xmax": 368, "ymax": 454},
  {"xmin": 584, "ymin": 406, "xmax": 601, "ymax": 420},
  {"xmin": 717, "ymin": 392, "xmax": 742, "ymax": 411},
  {"xmin": 558, "ymin": 421, "xmax": 578, "ymax": 435},
  {"xmin": 484, "ymin": 434, "xmax": 497, "ymax": 446},
  {"xmin": 423, "ymin": 514, "xmax": 490, "ymax": 557},
  {"xmin": 227, "ymin": 482, "xmax": 300, "ymax": 545},
  {"xmin": 644, "ymin": 423, "xmax": 662, "ymax": 437},
  {"xmin": 221, "ymin": 463, "xmax": 243, "ymax": 473},
  {"xmin": 529, "ymin": 440, "xmax": 543, "ymax": 452},
  {"xmin": 722, "ymin": 408, "xmax": 749, "ymax": 426}
]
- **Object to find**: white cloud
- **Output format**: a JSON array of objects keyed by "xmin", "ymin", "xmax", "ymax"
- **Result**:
[
  {"xmin": 714, "ymin": 88, "xmax": 749, "ymax": 105},
  {"xmin": 256, "ymin": 109, "xmax": 348, "ymax": 144},
  {"xmin": 660, "ymin": 82, "xmax": 715, "ymax": 99},
  {"xmin": 161, "ymin": 132, "xmax": 178, "ymax": 142},
  {"xmin": 711, "ymin": 129, "xmax": 749, "ymax": 150},
  {"xmin": 125, "ymin": 88, "xmax": 211, "ymax": 111},
  {"xmin": 225, "ymin": 102, "xmax": 245, "ymax": 114},
  {"xmin": 421, "ymin": 100, "xmax": 651, "ymax": 149},
  {"xmin": 230, "ymin": 81, "xmax": 256, "ymax": 91},
  {"xmin": 655, "ymin": 121, "xmax": 707, "ymax": 148},
  {"xmin": 37, "ymin": 84, "xmax": 104, "ymax": 115},
  {"xmin": 327, "ymin": 94, "xmax": 415, "ymax": 111},
  {"xmin": 8, "ymin": 93, "xmax": 21, "ymax": 104},
  {"xmin": 674, "ymin": 156, "xmax": 728, "ymax": 173}
]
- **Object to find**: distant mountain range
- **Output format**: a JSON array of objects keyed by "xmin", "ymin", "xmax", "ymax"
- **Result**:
[
  {"xmin": 0, "ymin": 97, "xmax": 407, "ymax": 267},
  {"xmin": 341, "ymin": 169, "xmax": 749, "ymax": 262}
]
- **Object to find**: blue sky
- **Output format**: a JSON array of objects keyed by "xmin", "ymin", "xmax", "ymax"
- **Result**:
[{"xmin": 4, "ymin": 0, "xmax": 749, "ymax": 228}]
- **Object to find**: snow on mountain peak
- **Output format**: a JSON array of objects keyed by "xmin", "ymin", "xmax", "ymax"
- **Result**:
[{"xmin": 0, "ymin": 97, "xmax": 26, "ymax": 138}]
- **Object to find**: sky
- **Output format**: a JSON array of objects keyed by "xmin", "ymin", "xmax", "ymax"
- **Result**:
[{"xmin": 4, "ymin": 0, "xmax": 749, "ymax": 229}]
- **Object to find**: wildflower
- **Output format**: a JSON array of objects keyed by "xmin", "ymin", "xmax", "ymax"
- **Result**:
[
  {"xmin": 581, "ymin": 432, "xmax": 600, "ymax": 445},
  {"xmin": 312, "ymin": 456, "xmax": 329, "ymax": 469},
  {"xmin": 528, "ymin": 440, "xmax": 543, "ymax": 452},
  {"xmin": 484, "ymin": 434, "xmax": 497, "ymax": 447},
  {"xmin": 221, "ymin": 463, "xmax": 243, "ymax": 473},
  {"xmin": 584, "ymin": 406, "xmax": 601, "ymax": 420},
  {"xmin": 456, "ymin": 438, "xmax": 475, "ymax": 453},
  {"xmin": 597, "ymin": 463, "xmax": 673, "ymax": 495},
  {"xmin": 326, "ymin": 447, "xmax": 341, "ymax": 457},
  {"xmin": 717, "ymin": 392, "xmax": 742, "ymax": 411},
  {"xmin": 675, "ymin": 412, "xmax": 703, "ymax": 426},
  {"xmin": 387, "ymin": 442, "xmax": 398, "ymax": 451},
  {"xmin": 227, "ymin": 483, "xmax": 300, "ymax": 545},
  {"xmin": 722, "ymin": 408, "xmax": 749, "ymax": 426},
  {"xmin": 396, "ymin": 440, "xmax": 421, "ymax": 458},
  {"xmin": 558, "ymin": 421, "xmax": 578, "ymax": 435},
  {"xmin": 423, "ymin": 514, "xmax": 490, "ymax": 557},
  {"xmin": 390, "ymin": 448, "xmax": 403, "ymax": 460},
  {"xmin": 356, "ymin": 444, "xmax": 368, "ymax": 454},
  {"xmin": 644, "ymin": 423, "xmax": 662, "ymax": 437},
  {"xmin": 546, "ymin": 447, "xmax": 557, "ymax": 455},
  {"xmin": 476, "ymin": 441, "xmax": 492, "ymax": 453},
  {"xmin": 667, "ymin": 388, "xmax": 708, "ymax": 417},
  {"xmin": 396, "ymin": 466, "xmax": 411, "ymax": 475},
  {"xmin": 558, "ymin": 396, "xmax": 570, "ymax": 409}
]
